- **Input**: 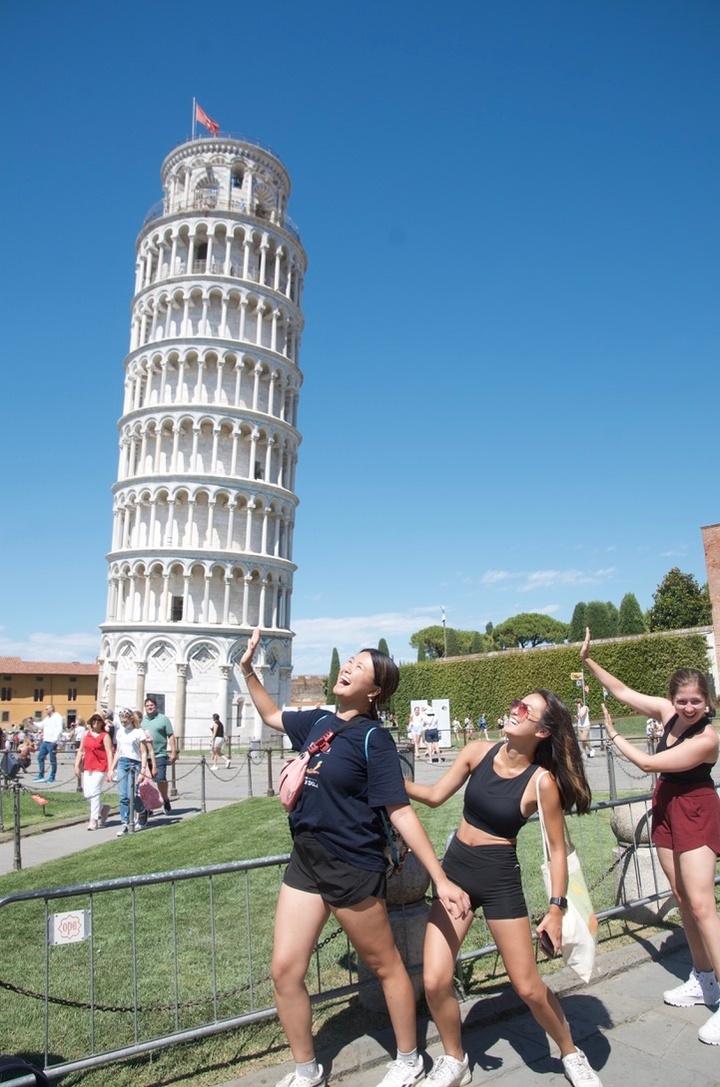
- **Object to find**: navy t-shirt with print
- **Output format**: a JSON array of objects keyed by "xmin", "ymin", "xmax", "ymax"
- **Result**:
[{"xmin": 282, "ymin": 708, "xmax": 409, "ymax": 872}]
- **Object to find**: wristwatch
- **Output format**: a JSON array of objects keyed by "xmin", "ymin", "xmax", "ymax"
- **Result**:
[{"xmin": 549, "ymin": 896, "xmax": 568, "ymax": 910}]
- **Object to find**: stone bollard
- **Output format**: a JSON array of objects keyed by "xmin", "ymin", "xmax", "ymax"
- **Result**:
[
  {"xmin": 610, "ymin": 801, "xmax": 676, "ymax": 922},
  {"xmin": 357, "ymin": 851, "xmax": 432, "ymax": 1012}
]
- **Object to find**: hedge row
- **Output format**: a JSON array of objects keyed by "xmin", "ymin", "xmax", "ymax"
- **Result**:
[{"xmin": 395, "ymin": 632, "xmax": 711, "ymax": 722}]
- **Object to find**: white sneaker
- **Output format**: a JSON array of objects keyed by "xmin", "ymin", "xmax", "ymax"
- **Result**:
[
  {"xmin": 375, "ymin": 1055, "xmax": 424, "ymax": 1087},
  {"xmin": 225, "ymin": 759, "xmax": 231, "ymax": 768},
  {"xmin": 275, "ymin": 1065, "xmax": 325, "ymax": 1087},
  {"xmin": 426, "ymin": 1053, "xmax": 471, "ymax": 1087},
  {"xmin": 664, "ymin": 967, "xmax": 720, "ymax": 1007},
  {"xmin": 116, "ymin": 824, "xmax": 128, "ymax": 837},
  {"xmin": 562, "ymin": 1048, "xmax": 602, "ymax": 1087},
  {"xmin": 698, "ymin": 1005, "xmax": 720, "ymax": 1045}
]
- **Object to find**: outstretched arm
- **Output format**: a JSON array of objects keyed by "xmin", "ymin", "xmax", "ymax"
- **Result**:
[
  {"xmin": 581, "ymin": 628, "xmax": 669, "ymax": 719},
  {"xmin": 603, "ymin": 704, "xmax": 718, "ymax": 774},
  {"xmin": 405, "ymin": 742, "xmax": 484, "ymax": 807},
  {"xmin": 240, "ymin": 628, "xmax": 285, "ymax": 732},
  {"xmin": 386, "ymin": 803, "xmax": 470, "ymax": 919}
]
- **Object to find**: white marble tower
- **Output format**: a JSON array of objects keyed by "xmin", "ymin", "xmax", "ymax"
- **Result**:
[{"xmin": 99, "ymin": 134, "xmax": 306, "ymax": 746}]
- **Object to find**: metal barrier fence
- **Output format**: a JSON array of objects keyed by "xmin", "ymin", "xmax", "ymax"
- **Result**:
[{"xmin": 0, "ymin": 788, "xmax": 685, "ymax": 1082}]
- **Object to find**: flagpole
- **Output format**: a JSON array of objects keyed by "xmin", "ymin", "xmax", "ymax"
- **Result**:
[{"xmin": 191, "ymin": 97, "xmax": 196, "ymax": 141}]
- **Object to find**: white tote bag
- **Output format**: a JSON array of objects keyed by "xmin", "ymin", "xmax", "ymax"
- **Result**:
[{"xmin": 535, "ymin": 773, "xmax": 598, "ymax": 983}]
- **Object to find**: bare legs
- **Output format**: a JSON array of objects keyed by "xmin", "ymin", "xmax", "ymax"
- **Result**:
[
  {"xmin": 488, "ymin": 918, "xmax": 575, "ymax": 1055},
  {"xmin": 423, "ymin": 902, "xmax": 577, "ymax": 1059},
  {"xmin": 271, "ymin": 884, "xmax": 418, "ymax": 1063},
  {"xmin": 335, "ymin": 898, "xmax": 418, "ymax": 1052},
  {"xmin": 272, "ymin": 885, "xmax": 331, "ymax": 1061},
  {"xmin": 423, "ymin": 900, "xmax": 475, "ymax": 1059},
  {"xmin": 658, "ymin": 844, "xmax": 720, "ymax": 978}
]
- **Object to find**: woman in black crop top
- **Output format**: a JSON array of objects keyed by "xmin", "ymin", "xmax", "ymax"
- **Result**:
[
  {"xmin": 582, "ymin": 629, "xmax": 720, "ymax": 1046},
  {"xmin": 406, "ymin": 689, "xmax": 603, "ymax": 1087}
]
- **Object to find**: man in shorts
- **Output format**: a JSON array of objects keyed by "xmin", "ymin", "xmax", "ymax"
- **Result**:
[{"xmin": 142, "ymin": 697, "xmax": 177, "ymax": 813}]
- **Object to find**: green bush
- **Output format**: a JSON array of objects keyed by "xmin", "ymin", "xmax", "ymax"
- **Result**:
[{"xmin": 397, "ymin": 631, "xmax": 710, "ymax": 721}]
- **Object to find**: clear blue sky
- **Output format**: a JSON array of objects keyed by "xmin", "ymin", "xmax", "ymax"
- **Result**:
[{"xmin": 2, "ymin": 1, "xmax": 718, "ymax": 675}]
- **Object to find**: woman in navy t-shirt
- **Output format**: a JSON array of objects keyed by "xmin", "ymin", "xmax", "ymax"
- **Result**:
[{"xmin": 240, "ymin": 628, "xmax": 470, "ymax": 1087}]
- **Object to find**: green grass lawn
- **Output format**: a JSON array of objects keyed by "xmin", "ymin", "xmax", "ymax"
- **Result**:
[{"xmin": 0, "ymin": 783, "xmax": 89, "ymax": 832}]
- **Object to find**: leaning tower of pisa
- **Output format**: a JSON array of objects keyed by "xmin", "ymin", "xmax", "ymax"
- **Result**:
[{"xmin": 99, "ymin": 134, "xmax": 306, "ymax": 747}]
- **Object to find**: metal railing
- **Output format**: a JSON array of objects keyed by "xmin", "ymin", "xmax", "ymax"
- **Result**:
[{"xmin": 0, "ymin": 786, "xmax": 690, "ymax": 1081}]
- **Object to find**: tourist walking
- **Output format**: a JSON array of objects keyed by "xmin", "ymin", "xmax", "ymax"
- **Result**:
[
  {"xmin": 240, "ymin": 628, "xmax": 470, "ymax": 1087},
  {"xmin": 210, "ymin": 713, "xmax": 230, "ymax": 770},
  {"xmin": 74, "ymin": 713, "xmax": 113, "ymax": 830},
  {"xmin": 582, "ymin": 628, "xmax": 720, "ymax": 1045},
  {"xmin": 405, "ymin": 690, "xmax": 603, "ymax": 1087},
  {"xmin": 142, "ymin": 697, "xmax": 177, "ymax": 814},
  {"xmin": 111, "ymin": 708, "xmax": 156, "ymax": 835},
  {"xmin": 32, "ymin": 704, "xmax": 64, "ymax": 784},
  {"xmin": 407, "ymin": 706, "xmax": 424, "ymax": 758},
  {"xmin": 576, "ymin": 699, "xmax": 593, "ymax": 758}
]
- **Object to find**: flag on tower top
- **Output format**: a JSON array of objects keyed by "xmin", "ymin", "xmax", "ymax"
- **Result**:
[{"xmin": 196, "ymin": 103, "xmax": 219, "ymax": 136}]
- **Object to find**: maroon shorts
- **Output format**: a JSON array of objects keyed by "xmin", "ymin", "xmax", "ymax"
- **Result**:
[{"xmin": 652, "ymin": 780, "xmax": 720, "ymax": 854}]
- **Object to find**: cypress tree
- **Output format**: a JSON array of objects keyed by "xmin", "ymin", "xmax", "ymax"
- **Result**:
[
  {"xmin": 618, "ymin": 593, "xmax": 646, "ymax": 635},
  {"xmin": 325, "ymin": 647, "xmax": 340, "ymax": 701},
  {"xmin": 569, "ymin": 602, "xmax": 587, "ymax": 642}
]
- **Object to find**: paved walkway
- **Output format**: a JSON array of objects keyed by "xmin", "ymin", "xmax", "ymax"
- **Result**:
[{"xmin": 219, "ymin": 931, "xmax": 720, "ymax": 1087}]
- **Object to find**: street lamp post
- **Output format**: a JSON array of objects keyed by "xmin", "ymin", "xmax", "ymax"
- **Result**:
[{"xmin": 441, "ymin": 605, "xmax": 448, "ymax": 658}]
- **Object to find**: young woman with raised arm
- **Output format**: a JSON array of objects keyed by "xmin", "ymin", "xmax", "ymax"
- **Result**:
[
  {"xmin": 405, "ymin": 689, "xmax": 603, "ymax": 1087},
  {"xmin": 240, "ymin": 629, "xmax": 470, "ymax": 1087},
  {"xmin": 581, "ymin": 627, "xmax": 720, "ymax": 1045}
]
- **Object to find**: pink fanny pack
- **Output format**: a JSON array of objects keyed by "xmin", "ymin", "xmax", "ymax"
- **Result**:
[{"xmin": 278, "ymin": 728, "xmax": 334, "ymax": 811}]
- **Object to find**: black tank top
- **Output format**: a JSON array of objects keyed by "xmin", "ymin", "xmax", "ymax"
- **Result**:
[
  {"xmin": 463, "ymin": 743, "xmax": 538, "ymax": 839},
  {"xmin": 214, "ymin": 719, "xmax": 224, "ymax": 739},
  {"xmin": 657, "ymin": 713, "xmax": 714, "ymax": 783}
]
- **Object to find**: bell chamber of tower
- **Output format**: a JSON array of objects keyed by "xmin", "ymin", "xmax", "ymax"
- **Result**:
[{"xmin": 99, "ymin": 135, "xmax": 307, "ymax": 747}]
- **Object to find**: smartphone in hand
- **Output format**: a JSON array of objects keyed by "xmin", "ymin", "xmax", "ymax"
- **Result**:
[{"xmin": 538, "ymin": 930, "xmax": 557, "ymax": 958}]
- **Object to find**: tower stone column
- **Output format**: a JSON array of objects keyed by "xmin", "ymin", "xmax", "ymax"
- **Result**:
[
  {"xmin": 99, "ymin": 133, "xmax": 307, "ymax": 744},
  {"xmin": 702, "ymin": 522, "xmax": 720, "ymax": 690}
]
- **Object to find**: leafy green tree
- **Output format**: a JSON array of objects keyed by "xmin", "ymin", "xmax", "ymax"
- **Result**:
[
  {"xmin": 569, "ymin": 603, "xmax": 587, "ymax": 642},
  {"xmin": 410, "ymin": 625, "xmax": 491, "ymax": 659},
  {"xmin": 410, "ymin": 625, "xmax": 445, "ymax": 659},
  {"xmin": 417, "ymin": 642, "xmax": 427, "ymax": 662},
  {"xmin": 585, "ymin": 601, "xmax": 615, "ymax": 639},
  {"xmin": 648, "ymin": 568, "xmax": 712, "ymax": 631},
  {"xmin": 492, "ymin": 612, "xmax": 569, "ymax": 649},
  {"xmin": 324, "ymin": 648, "xmax": 340, "ymax": 701},
  {"xmin": 378, "ymin": 637, "xmax": 390, "ymax": 657},
  {"xmin": 618, "ymin": 593, "xmax": 646, "ymax": 635}
]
